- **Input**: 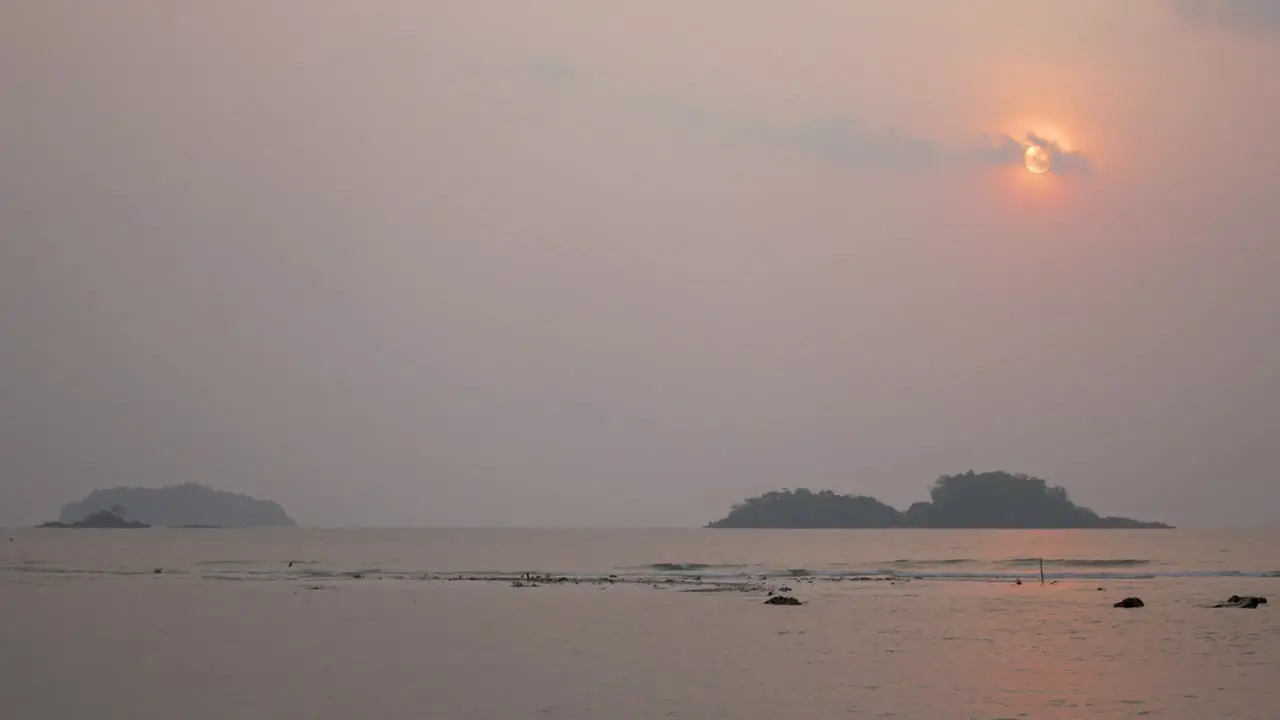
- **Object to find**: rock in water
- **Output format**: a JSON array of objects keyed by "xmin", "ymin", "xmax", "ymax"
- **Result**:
[
  {"xmin": 764, "ymin": 596, "xmax": 803, "ymax": 606},
  {"xmin": 1214, "ymin": 595, "xmax": 1267, "ymax": 609},
  {"xmin": 1114, "ymin": 597, "xmax": 1145, "ymax": 608}
]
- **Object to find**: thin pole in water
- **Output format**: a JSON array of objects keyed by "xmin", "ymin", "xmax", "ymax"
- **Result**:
[{"xmin": 1039, "ymin": 558, "xmax": 1045, "ymax": 585}]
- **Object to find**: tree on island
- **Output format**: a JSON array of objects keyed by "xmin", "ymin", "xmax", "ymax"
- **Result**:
[{"xmin": 707, "ymin": 471, "xmax": 1169, "ymax": 529}]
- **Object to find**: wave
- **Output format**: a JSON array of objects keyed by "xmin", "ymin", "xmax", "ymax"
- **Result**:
[
  {"xmin": 635, "ymin": 563, "xmax": 748, "ymax": 573},
  {"xmin": 998, "ymin": 558, "xmax": 1152, "ymax": 568},
  {"xmin": 1, "ymin": 566, "xmax": 187, "ymax": 577},
  {"xmin": 885, "ymin": 558, "xmax": 975, "ymax": 568}
]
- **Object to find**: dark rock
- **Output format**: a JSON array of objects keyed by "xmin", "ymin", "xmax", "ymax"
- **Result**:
[
  {"xmin": 1213, "ymin": 595, "xmax": 1267, "ymax": 609},
  {"xmin": 1114, "ymin": 597, "xmax": 1145, "ymax": 608},
  {"xmin": 764, "ymin": 596, "xmax": 803, "ymax": 606}
]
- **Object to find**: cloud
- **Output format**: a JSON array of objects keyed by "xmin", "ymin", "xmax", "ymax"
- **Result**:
[
  {"xmin": 791, "ymin": 116, "xmax": 941, "ymax": 171},
  {"xmin": 789, "ymin": 121, "xmax": 1093, "ymax": 177},
  {"xmin": 969, "ymin": 132, "xmax": 1092, "ymax": 175},
  {"xmin": 967, "ymin": 129, "xmax": 1090, "ymax": 174},
  {"xmin": 514, "ymin": 56, "xmax": 1094, "ymax": 178},
  {"xmin": 1024, "ymin": 132, "xmax": 1094, "ymax": 176},
  {"xmin": 770, "ymin": 118, "xmax": 1095, "ymax": 177},
  {"xmin": 973, "ymin": 133, "xmax": 1027, "ymax": 167},
  {"xmin": 1171, "ymin": 0, "xmax": 1280, "ymax": 32}
]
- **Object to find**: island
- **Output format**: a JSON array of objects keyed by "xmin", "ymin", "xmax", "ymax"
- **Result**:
[
  {"xmin": 54, "ymin": 483, "xmax": 297, "ymax": 528},
  {"xmin": 707, "ymin": 471, "xmax": 1171, "ymax": 529},
  {"xmin": 39, "ymin": 509, "xmax": 150, "ymax": 529}
]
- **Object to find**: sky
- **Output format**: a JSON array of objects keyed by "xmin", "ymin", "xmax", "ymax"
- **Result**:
[{"xmin": 2, "ymin": 1, "xmax": 1278, "ymax": 528}]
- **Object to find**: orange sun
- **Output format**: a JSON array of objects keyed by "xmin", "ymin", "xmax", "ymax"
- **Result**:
[{"xmin": 1024, "ymin": 145, "xmax": 1051, "ymax": 174}]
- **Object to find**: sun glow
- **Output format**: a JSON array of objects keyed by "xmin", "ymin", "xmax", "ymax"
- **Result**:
[
  {"xmin": 1024, "ymin": 145, "xmax": 1051, "ymax": 174},
  {"xmin": 999, "ymin": 117, "xmax": 1081, "ymax": 177}
]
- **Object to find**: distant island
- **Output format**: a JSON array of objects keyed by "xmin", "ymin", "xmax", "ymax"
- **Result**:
[
  {"xmin": 708, "ymin": 471, "xmax": 1171, "ymax": 529},
  {"xmin": 39, "ymin": 509, "xmax": 150, "ymax": 529},
  {"xmin": 54, "ymin": 483, "xmax": 297, "ymax": 528}
]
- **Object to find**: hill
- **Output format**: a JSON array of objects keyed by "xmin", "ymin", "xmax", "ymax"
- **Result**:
[
  {"xmin": 708, "ymin": 471, "xmax": 1170, "ymax": 529},
  {"xmin": 58, "ymin": 483, "xmax": 296, "ymax": 528}
]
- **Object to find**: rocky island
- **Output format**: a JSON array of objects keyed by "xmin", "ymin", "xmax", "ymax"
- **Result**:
[
  {"xmin": 54, "ymin": 483, "xmax": 297, "ymax": 528},
  {"xmin": 39, "ymin": 509, "xmax": 150, "ymax": 529},
  {"xmin": 708, "ymin": 471, "xmax": 1170, "ymax": 529}
]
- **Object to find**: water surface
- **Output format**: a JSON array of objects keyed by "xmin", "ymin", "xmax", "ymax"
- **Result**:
[{"xmin": 2, "ymin": 528, "xmax": 1277, "ymax": 718}]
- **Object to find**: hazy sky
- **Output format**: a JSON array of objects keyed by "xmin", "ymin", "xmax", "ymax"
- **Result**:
[{"xmin": 2, "ymin": 1, "xmax": 1278, "ymax": 527}]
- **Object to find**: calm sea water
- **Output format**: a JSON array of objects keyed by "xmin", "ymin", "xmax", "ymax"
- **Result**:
[{"xmin": 3, "ymin": 528, "xmax": 1278, "ymax": 719}]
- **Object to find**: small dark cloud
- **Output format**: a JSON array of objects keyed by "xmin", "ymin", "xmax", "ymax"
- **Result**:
[
  {"xmin": 1171, "ymin": 0, "xmax": 1280, "ymax": 32},
  {"xmin": 791, "ymin": 116, "xmax": 940, "ymax": 171}
]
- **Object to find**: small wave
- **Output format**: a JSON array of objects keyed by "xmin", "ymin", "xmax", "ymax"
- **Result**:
[
  {"xmin": 2, "ymin": 567, "xmax": 182, "ymax": 577},
  {"xmin": 646, "ymin": 563, "xmax": 713, "ymax": 572},
  {"xmin": 999, "ymin": 558, "xmax": 1152, "ymax": 568},
  {"xmin": 886, "ymin": 558, "xmax": 974, "ymax": 568},
  {"xmin": 763, "ymin": 569, "xmax": 895, "ymax": 579},
  {"xmin": 635, "ymin": 563, "xmax": 748, "ymax": 573}
]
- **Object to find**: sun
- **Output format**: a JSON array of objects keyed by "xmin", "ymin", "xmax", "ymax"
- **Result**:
[{"xmin": 1024, "ymin": 145, "xmax": 1051, "ymax": 174}]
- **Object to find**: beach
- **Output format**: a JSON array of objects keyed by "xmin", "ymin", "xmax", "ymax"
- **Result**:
[{"xmin": 3, "ymin": 528, "xmax": 1278, "ymax": 719}]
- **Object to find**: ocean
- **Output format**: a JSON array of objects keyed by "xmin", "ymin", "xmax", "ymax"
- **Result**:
[{"xmin": 2, "ymin": 528, "xmax": 1277, "ymax": 719}]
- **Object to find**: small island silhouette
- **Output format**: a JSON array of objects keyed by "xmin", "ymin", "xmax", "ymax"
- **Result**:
[
  {"xmin": 708, "ymin": 471, "xmax": 1171, "ymax": 529},
  {"xmin": 39, "ymin": 508, "xmax": 150, "ymax": 529},
  {"xmin": 53, "ymin": 483, "xmax": 296, "ymax": 528}
]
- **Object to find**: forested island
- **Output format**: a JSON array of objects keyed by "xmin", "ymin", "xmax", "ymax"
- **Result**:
[
  {"xmin": 708, "ymin": 471, "xmax": 1171, "ymax": 529},
  {"xmin": 54, "ymin": 483, "xmax": 296, "ymax": 528}
]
